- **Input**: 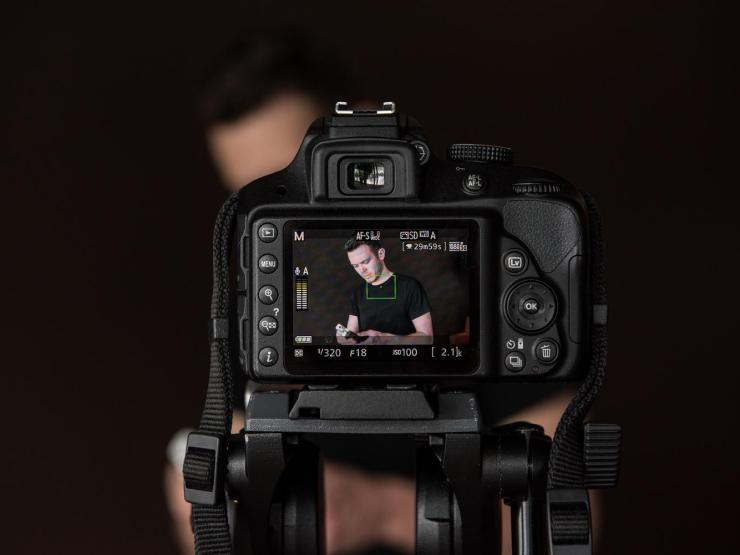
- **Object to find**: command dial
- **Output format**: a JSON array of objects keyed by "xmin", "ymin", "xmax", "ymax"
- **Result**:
[{"xmin": 448, "ymin": 143, "xmax": 513, "ymax": 164}]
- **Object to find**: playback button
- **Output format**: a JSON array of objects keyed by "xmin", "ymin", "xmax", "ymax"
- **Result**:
[{"xmin": 258, "ymin": 223, "xmax": 277, "ymax": 243}]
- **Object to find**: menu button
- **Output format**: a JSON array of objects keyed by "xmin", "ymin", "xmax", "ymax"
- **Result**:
[{"xmin": 258, "ymin": 254, "xmax": 278, "ymax": 273}]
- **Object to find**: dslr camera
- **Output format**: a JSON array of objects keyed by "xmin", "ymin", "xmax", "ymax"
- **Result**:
[
  {"xmin": 240, "ymin": 102, "xmax": 588, "ymax": 382},
  {"xmin": 185, "ymin": 102, "xmax": 619, "ymax": 555}
]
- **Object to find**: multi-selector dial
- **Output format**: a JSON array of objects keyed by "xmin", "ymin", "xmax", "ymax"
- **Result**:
[{"xmin": 505, "ymin": 279, "xmax": 558, "ymax": 333}]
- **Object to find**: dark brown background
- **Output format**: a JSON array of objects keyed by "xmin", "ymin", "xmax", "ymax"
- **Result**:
[{"xmin": 3, "ymin": 1, "xmax": 739, "ymax": 553}]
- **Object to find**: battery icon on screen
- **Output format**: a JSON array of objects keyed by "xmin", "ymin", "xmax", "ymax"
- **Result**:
[{"xmin": 295, "ymin": 277, "xmax": 308, "ymax": 311}]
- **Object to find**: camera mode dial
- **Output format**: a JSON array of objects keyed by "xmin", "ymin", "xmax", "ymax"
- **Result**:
[{"xmin": 448, "ymin": 143, "xmax": 513, "ymax": 164}]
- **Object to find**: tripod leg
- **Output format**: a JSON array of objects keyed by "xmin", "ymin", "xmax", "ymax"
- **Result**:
[
  {"xmin": 280, "ymin": 445, "xmax": 320, "ymax": 555},
  {"xmin": 441, "ymin": 434, "xmax": 493, "ymax": 555},
  {"xmin": 236, "ymin": 433, "xmax": 288, "ymax": 555},
  {"xmin": 416, "ymin": 446, "xmax": 454, "ymax": 555},
  {"xmin": 484, "ymin": 425, "xmax": 550, "ymax": 555},
  {"xmin": 509, "ymin": 499, "xmax": 542, "ymax": 555}
]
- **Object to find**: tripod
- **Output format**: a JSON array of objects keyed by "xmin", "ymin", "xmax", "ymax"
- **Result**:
[
  {"xmin": 224, "ymin": 387, "xmax": 608, "ymax": 555},
  {"xmin": 184, "ymin": 191, "xmax": 619, "ymax": 555}
]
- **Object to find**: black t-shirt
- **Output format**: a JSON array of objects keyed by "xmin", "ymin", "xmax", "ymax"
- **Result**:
[{"xmin": 349, "ymin": 273, "xmax": 431, "ymax": 335}]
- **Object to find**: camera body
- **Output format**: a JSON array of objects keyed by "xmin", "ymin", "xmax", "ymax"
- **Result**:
[{"xmin": 236, "ymin": 105, "xmax": 590, "ymax": 383}]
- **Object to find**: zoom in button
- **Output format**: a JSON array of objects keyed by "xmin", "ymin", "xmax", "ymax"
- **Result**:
[{"xmin": 259, "ymin": 285, "xmax": 278, "ymax": 304}]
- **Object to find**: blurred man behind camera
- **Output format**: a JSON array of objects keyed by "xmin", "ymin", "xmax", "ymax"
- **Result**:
[
  {"xmin": 165, "ymin": 30, "xmax": 580, "ymax": 555},
  {"xmin": 165, "ymin": 31, "xmax": 416, "ymax": 555}
]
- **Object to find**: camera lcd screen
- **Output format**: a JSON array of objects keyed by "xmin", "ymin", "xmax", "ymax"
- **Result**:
[{"xmin": 284, "ymin": 221, "xmax": 478, "ymax": 374}]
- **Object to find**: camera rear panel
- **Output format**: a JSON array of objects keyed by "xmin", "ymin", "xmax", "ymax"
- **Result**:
[
  {"xmin": 237, "ymin": 200, "xmax": 588, "ymax": 383},
  {"xmin": 234, "ymin": 110, "xmax": 590, "ymax": 384}
]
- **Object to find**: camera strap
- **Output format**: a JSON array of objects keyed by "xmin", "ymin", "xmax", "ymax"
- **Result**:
[
  {"xmin": 545, "ymin": 193, "xmax": 618, "ymax": 554},
  {"xmin": 183, "ymin": 192, "xmax": 239, "ymax": 554},
  {"xmin": 548, "ymin": 192, "xmax": 608, "ymax": 488}
]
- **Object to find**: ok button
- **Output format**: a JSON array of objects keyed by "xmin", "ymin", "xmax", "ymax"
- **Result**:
[
  {"xmin": 521, "ymin": 297, "xmax": 540, "ymax": 315},
  {"xmin": 258, "ymin": 316, "xmax": 279, "ymax": 336}
]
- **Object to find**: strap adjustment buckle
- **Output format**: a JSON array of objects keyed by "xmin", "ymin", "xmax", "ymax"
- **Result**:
[{"xmin": 183, "ymin": 432, "xmax": 224, "ymax": 505}]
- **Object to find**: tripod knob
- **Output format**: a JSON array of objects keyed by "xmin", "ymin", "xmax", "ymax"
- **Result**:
[{"xmin": 583, "ymin": 422, "xmax": 622, "ymax": 488}]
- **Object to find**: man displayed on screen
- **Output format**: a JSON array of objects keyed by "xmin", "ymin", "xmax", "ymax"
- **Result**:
[{"xmin": 337, "ymin": 238, "xmax": 433, "ymax": 345}]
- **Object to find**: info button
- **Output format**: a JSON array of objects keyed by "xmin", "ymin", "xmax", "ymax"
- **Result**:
[{"xmin": 258, "ymin": 347, "xmax": 278, "ymax": 367}]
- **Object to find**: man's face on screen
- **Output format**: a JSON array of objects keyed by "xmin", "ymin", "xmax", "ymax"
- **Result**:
[{"xmin": 347, "ymin": 245, "xmax": 386, "ymax": 284}]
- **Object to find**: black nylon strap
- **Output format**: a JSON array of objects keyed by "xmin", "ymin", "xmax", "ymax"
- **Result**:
[
  {"xmin": 548, "ymin": 192, "xmax": 608, "ymax": 488},
  {"xmin": 193, "ymin": 505, "xmax": 233, "ymax": 555},
  {"xmin": 185, "ymin": 193, "xmax": 239, "ymax": 554}
]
